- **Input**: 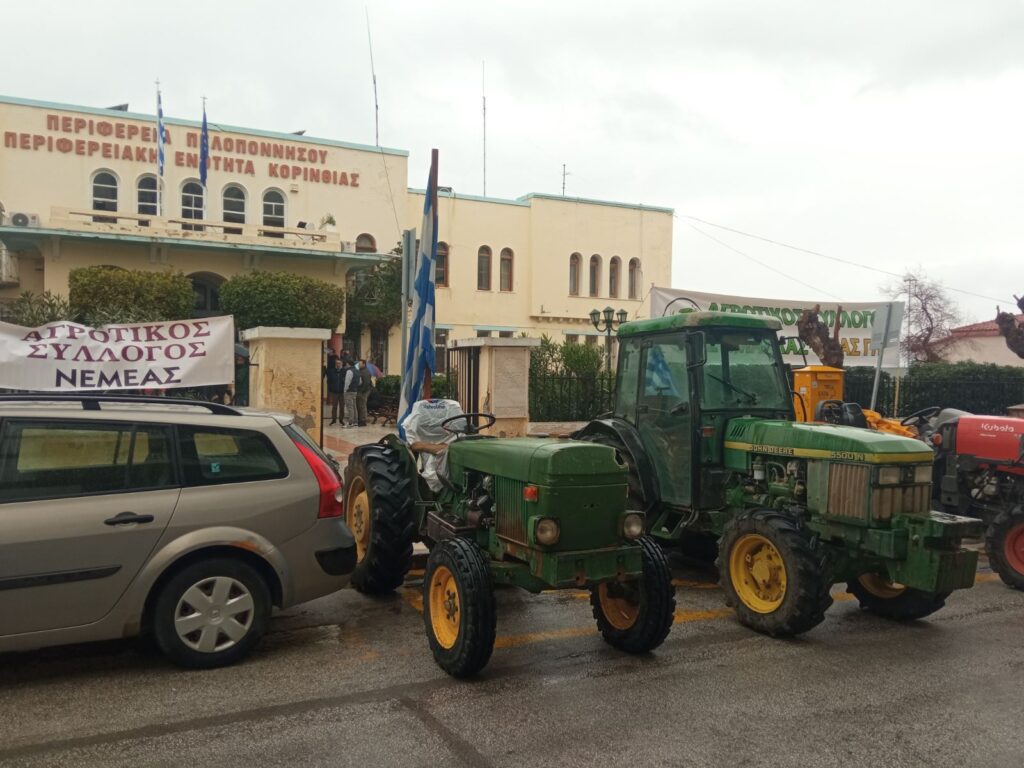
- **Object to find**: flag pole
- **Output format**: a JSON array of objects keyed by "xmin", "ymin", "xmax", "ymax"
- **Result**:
[{"xmin": 155, "ymin": 79, "xmax": 163, "ymax": 218}]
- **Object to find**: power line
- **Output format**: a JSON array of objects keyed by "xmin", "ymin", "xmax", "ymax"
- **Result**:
[
  {"xmin": 679, "ymin": 215, "xmax": 1013, "ymax": 304},
  {"xmin": 685, "ymin": 221, "xmax": 842, "ymax": 299}
]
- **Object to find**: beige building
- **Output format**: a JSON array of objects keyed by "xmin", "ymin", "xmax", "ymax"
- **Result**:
[
  {"xmin": 0, "ymin": 94, "xmax": 673, "ymax": 373},
  {"xmin": 945, "ymin": 315, "xmax": 1024, "ymax": 367}
]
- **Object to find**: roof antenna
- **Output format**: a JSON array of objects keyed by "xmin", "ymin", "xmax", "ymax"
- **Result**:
[{"xmin": 366, "ymin": 8, "xmax": 380, "ymax": 146}]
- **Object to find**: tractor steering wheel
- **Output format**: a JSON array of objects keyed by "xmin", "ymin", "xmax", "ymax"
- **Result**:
[
  {"xmin": 441, "ymin": 412, "xmax": 497, "ymax": 436},
  {"xmin": 900, "ymin": 406, "xmax": 941, "ymax": 428},
  {"xmin": 815, "ymin": 400, "xmax": 845, "ymax": 425}
]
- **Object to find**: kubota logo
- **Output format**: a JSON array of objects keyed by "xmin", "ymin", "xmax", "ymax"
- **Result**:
[{"xmin": 981, "ymin": 423, "xmax": 1016, "ymax": 433}]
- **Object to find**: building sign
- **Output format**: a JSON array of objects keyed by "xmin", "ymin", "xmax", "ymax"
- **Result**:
[
  {"xmin": 649, "ymin": 287, "xmax": 904, "ymax": 367},
  {"xmin": 0, "ymin": 316, "xmax": 234, "ymax": 391},
  {"xmin": 2, "ymin": 112, "xmax": 360, "ymax": 187}
]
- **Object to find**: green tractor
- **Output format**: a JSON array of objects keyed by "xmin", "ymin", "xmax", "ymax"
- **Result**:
[
  {"xmin": 343, "ymin": 403, "xmax": 676, "ymax": 677},
  {"xmin": 576, "ymin": 311, "xmax": 982, "ymax": 636}
]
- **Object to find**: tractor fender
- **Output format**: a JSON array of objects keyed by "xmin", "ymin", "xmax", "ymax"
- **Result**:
[{"xmin": 574, "ymin": 418, "xmax": 660, "ymax": 511}]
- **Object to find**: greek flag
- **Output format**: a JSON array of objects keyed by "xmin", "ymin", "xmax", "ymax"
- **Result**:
[
  {"xmin": 199, "ymin": 103, "xmax": 210, "ymax": 187},
  {"xmin": 398, "ymin": 150, "xmax": 439, "ymax": 439},
  {"xmin": 156, "ymin": 89, "xmax": 165, "ymax": 177}
]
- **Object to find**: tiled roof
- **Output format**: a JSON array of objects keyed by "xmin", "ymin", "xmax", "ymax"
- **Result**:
[{"xmin": 950, "ymin": 314, "xmax": 1023, "ymax": 338}]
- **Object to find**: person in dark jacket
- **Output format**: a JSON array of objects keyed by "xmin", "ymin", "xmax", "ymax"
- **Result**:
[
  {"xmin": 356, "ymin": 359, "xmax": 373, "ymax": 426},
  {"xmin": 325, "ymin": 357, "xmax": 346, "ymax": 425}
]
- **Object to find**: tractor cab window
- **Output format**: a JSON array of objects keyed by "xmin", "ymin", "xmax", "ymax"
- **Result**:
[{"xmin": 700, "ymin": 331, "xmax": 788, "ymax": 410}]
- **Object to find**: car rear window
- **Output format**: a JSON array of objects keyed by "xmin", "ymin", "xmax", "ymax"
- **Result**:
[
  {"xmin": 0, "ymin": 420, "xmax": 175, "ymax": 502},
  {"xmin": 178, "ymin": 426, "xmax": 287, "ymax": 486}
]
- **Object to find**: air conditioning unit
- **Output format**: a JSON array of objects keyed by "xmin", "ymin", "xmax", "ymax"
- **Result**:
[
  {"xmin": 7, "ymin": 212, "xmax": 40, "ymax": 228},
  {"xmin": 0, "ymin": 243, "xmax": 18, "ymax": 287}
]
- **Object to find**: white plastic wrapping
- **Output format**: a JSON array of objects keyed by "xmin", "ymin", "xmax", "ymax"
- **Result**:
[{"xmin": 400, "ymin": 399, "xmax": 465, "ymax": 491}]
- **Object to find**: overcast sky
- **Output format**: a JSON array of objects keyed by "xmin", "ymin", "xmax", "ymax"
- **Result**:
[{"xmin": 3, "ymin": 0, "xmax": 1019, "ymax": 322}]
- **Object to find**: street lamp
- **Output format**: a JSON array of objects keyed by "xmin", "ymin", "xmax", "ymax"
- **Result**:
[{"xmin": 590, "ymin": 306, "xmax": 629, "ymax": 371}]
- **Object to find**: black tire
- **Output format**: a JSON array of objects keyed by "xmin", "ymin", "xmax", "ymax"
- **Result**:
[
  {"xmin": 344, "ymin": 443, "xmax": 417, "ymax": 594},
  {"xmin": 152, "ymin": 558, "xmax": 271, "ymax": 669},
  {"xmin": 579, "ymin": 431, "xmax": 645, "ymax": 512},
  {"xmin": 846, "ymin": 575, "xmax": 949, "ymax": 620},
  {"xmin": 718, "ymin": 509, "xmax": 833, "ymax": 637},
  {"xmin": 590, "ymin": 536, "xmax": 676, "ymax": 653},
  {"xmin": 422, "ymin": 537, "xmax": 497, "ymax": 678},
  {"xmin": 985, "ymin": 504, "xmax": 1024, "ymax": 591}
]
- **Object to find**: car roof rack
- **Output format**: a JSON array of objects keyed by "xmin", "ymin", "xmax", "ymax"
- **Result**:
[{"xmin": 0, "ymin": 394, "xmax": 242, "ymax": 416}]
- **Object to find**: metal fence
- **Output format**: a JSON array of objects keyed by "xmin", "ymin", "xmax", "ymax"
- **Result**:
[
  {"xmin": 844, "ymin": 371, "xmax": 1024, "ymax": 417},
  {"xmin": 528, "ymin": 371, "xmax": 616, "ymax": 422}
]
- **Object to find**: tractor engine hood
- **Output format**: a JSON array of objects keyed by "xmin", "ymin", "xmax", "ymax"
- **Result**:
[
  {"xmin": 722, "ymin": 418, "xmax": 935, "ymax": 468},
  {"xmin": 447, "ymin": 438, "xmax": 627, "ymax": 486}
]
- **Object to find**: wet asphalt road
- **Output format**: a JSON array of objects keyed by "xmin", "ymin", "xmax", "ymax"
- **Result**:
[{"xmin": 1, "ymin": 554, "xmax": 1021, "ymax": 768}]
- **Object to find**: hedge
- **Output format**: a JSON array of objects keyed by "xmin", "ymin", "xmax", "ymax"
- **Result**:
[
  {"xmin": 68, "ymin": 266, "xmax": 194, "ymax": 325},
  {"xmin": 220, "ymin": 271, "xmax": 346, "ymax": 331}
]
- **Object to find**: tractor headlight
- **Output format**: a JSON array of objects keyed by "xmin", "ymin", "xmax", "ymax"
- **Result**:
[
  {"xmin": 877, "ymin": 467, "xmax": 901, "ymax": 486},
  {"xmin": 622, "ymin": 513, "xmax": 645, "ymax": 540},
  {"xmin": 535, "ymin": 518, "xmax": 560, "ymax": 546},
  {"xmin": 913, "ymin": 465, "xmax": 932, "ymax": 484}
]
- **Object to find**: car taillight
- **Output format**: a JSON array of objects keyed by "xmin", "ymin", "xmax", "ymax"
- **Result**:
[{"xmin": 293, "ymin": 440, "xmax": 344, "ymax": 519}]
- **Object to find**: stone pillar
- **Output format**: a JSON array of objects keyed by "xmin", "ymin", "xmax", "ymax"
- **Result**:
[
  {"xmin": 450, "ymin": 338, "xmax": 540, "ymax": 438},
  {"xmin": 240, "ymin": 326, "xmax": 332, "ymax": 443}
]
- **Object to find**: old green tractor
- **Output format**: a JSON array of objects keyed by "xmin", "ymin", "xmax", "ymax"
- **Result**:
[
  {"xmin": 576, "ymin": 311, "xmax": 982, "ymax": 636},
  {"xmin": 343, "ymin": 402, "xmax": 675, "ymax": 677}
]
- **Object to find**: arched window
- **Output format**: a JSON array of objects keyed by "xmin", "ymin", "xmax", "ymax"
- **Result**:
[
  {"xmin": 436, "ymin": 241, "xmax": 449, "ymax": 287},
  {"xmin": 569, "ymin": 252, "xmax": 581, "ymax": 296},
  {"xmin": 356, "ymin": 233, "xmax": 376, "ymax": 253},
  {"xmin": 92, "ymin": 171, "xmax": 118, "ymax": 222},
  {"xmin": 589, "ymin": 255, "xmax": 601, "ymax": 298},
  {"xmin": 181, "ymin": 181, "xmax": 204, "ymax": 231},
  {"xmin": 136, "ymin": 175, "xmax": 157, "ymax": 220},
  {"xmin": 262, "ymin": 189, "xmax": 285, "ymax": 237},
  {"xmin": 628, "ymin": 258, "xmax": 641, "ymax": 299},
  {"xmin": 188, "ymin": 272, "xmax": 225, "ymax": 318},
  {"xmin": 609, "ymin": 256, "xmax": 621, "ymax": 298},
  {"xmin": 477, "ymin": 246, "xmax": 492, "ymax": 290},
  {"xmin": 499, "ymin": 248, "xmax": 514, "ymax": 292},
  {"xmin": 223, "ymin": 185, "xmax": 246, "ymax": 234}
]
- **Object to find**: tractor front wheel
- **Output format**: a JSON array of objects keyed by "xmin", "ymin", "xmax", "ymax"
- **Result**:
[
  {"xmin": 846, "ymin": 573, "xmax": 949, "ymax": 620},
  {"xmin": 423, "ymin": 537, "xmax": 497, "ymax": 678},
  {"xmin": 718, "ymin": 509, "xmax": 833, "ymax": 637},
  {"xmin": 591, "ymin": 536, "xmax": 676, "ymax": 653},
  {"xmin": 343, "ymin": 444, "xmax": 417, "ymax": 595},
  {"xmin": 986, "ymin": 505, "xmax": 1024, "ymax": 591}
]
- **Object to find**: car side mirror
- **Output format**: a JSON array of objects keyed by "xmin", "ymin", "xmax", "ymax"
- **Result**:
[{"xmin": 687, "ymin": 332, "xmax": 707, "ymax": 369}]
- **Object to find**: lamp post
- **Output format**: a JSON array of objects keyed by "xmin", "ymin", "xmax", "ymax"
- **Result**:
[{"xmin": 590, "ymin": 306, "xmax": 629, "ymax": 371}]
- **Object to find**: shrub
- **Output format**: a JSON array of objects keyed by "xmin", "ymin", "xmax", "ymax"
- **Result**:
[
  {"xmin": 5, "ymin": 291, "xmax": 72, "ymax": 326},
  {"xmin": 68, "ymin": 266, "xmax": 194, "ymax": 325},
  {"xmin": 220, "ymin": 271, "xmax": 346, "ymax": 331},
  {"xmin": 376, "ymin": 374, "xmax": 449, "ymax": 400}
]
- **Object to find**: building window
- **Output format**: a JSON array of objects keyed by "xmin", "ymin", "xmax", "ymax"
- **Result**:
[
  {"xmin": 628, "ymin": 258, "xmax": 641, "ymax": 299},
  {"xmin": 498, "ymin": 330, "xmax": 514, "ymax": 338},
  {"xmin": 477, "ymin": 246, "xmax": 492, "ymax": 290},
  {"xmin": 499, "ymin": 248, "xmax": 514, "ymax": 292},
  {"xmin": 189, "ymin": 272, "xmax": 225, "ymax": 317},
  {"xmin": 436, "ymin": 241, "xmax": 449, "ymax": 287},
  {"xmin": 370, "ymin": 327, "xmax": 388, "ymax": 372},
  {"xmin": 181, "ymin": 181, "xmax": 204, "ymax": 231},
  {"xmin": 589, "ymin": 255, "xmax": 601, "ymax": 298},
  {"xmin": 565, "ymin": 334, "xmax": 579, "ymax": 345},
  {"xmin": 223, "ymin": 185, "xmax": 246, "ymax": 234},
  {"xmin": 92, "ymin": 171, "xmax": 118, "ymax": 222},
  {"xmin": 609, "ymin": 256, "xmax": 621, "ymax": 298},
  {"xmin": 569, "ymin": 252, "xmax": 581, "ymax": 296},
  {"xmin": 136, "ymin": 175, "xmax": 157, "ymax": 221},
  {"xmin": 585, "ymin": 335, "xmax": 598, "ymax": 346},
  {"xmin": 434, "ymin": 328, "xmax": 449, "ymax": 373},
  {"xmin": 476, "ymin": 330, "xmax": 493, "ymax": 338},
  {"xmin": 262, "ymin": 189, "xmax": 285, "ymax": 236},
  {"xmin": 356, "ymin": 233, "xmax": 376, "ymax": 253}
]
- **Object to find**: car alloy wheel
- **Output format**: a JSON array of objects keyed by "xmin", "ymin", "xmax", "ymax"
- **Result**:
[{"xmin": 174, "ymin": 575, "xmax": 256, "ymax": 654}]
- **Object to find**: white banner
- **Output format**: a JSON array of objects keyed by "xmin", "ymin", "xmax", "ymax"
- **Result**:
[
  {"xmin": 0, "ymin": 316, "xmax": 235, "ymax": 391},
  {"xmin": 650, "ymin": 287, "xmax": 904, "ymax": 367}
]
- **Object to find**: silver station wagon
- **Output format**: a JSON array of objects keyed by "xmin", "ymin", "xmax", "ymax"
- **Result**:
[{"xmin": 0, "ymin": 395, "xmax": 355, "ymax": 668}]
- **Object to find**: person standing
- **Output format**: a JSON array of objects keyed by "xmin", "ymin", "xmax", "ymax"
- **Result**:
[
  {"xmin": 343, "ymin": 359, "xmax": 359, "ymax": 427},
  {"xmin": 325, "ymin": 357, "xmax": 345, "ymax": 425},
  {"xmin": 356, "ymin": 358, "xmax": 373, "ymax": 427}
]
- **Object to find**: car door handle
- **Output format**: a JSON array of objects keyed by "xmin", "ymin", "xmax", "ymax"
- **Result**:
[{"xmin": 104, "ymin": 512, "xmax": 155, "ymax": 526}]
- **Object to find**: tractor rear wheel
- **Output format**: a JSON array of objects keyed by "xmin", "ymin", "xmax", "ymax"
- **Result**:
[
  {"xmin": 985, "ymin": 505, "xmax": 1024, "ymax": 591},
  {"xmin": 718, "ymin": 509, "xmax": 833, "ymax": 636},
  {"xmin": 846, "ymin": 574, "xmax": 949, "ymax": 620},
  {"xmin": 591, "ymin": 536, "xmax": 676, "ymax": 653},
  {"xmin": 423, "ymin": 537, "xmax": 496, "ymax": 678},
  {"xmin": 343, "ymin": 443, "xmax": 417, "ymax": 595}
]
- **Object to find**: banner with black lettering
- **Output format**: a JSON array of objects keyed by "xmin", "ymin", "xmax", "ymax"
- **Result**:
[{"xmin": 0, "ymin": 316, "xmax": 234, "ymax": 391}]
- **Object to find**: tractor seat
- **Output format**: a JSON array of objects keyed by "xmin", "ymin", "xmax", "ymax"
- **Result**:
[{"xmin": 410, "ymin": 441, "xmax": 449, "ymax": 456}]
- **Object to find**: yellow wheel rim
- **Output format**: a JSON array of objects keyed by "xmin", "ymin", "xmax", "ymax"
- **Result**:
[
  {"xmin": 429, "ymin": 565, "xmax": 461, "ymax": 650},
  {"xmin": 858, "ymin": 573, "xmax": 906, "ymax": 599},
  {"xmin": 729, "ymin": 533, "xmax": 787, "ymax": 614},
  {"xmin": 597, "ymin": 582, "xmax": 641, "ymax": 631},
  {"xmin": 346, "ymin": 477, "xmax": 370, "ymax": 562}
]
